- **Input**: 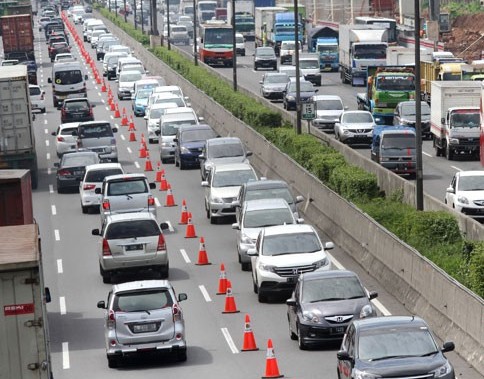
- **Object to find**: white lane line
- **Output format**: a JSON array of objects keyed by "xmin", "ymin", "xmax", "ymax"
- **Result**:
[
  {"xmin": 57, "ymin": 259, "xmax": 63, "ymax": 274},
  {"xmin": 372, "ymin": 299, "xmax": 392, "ymax": 316},
  {"xmin": 101, "ymin": 99, "xmax": 105, "ymax": 104},
  {"xmin": 51, "ymin": 205, "xmax": 57, "ymax": 215},
  {"xmin": 329, "ymin": 253, "xmax": 344, "ymax": 270},
  {"xmin": 221, "ymin": 328, "xmax": 239, "ymax": 354},
  {"xmin": 451, "ymin": 165, "xmax": 462, "ymax": 171},
  {"xmin": 46, "ymin": 152, "xmax": 51, "ymax": 160},
  {"xmin": 166, "ymin": 220, "xmax": 174, "ymax": 232},
  {"xmin": 98, "ymin": 92, "xmax": 101, "ymax": 97},
  {"xmin": 45, "ymin": 140, "xmax": 50, "ymax": 147},
  {"xmin": 110, "ymin": 115, "xmax": 114, "ymax": 120},
  {"xmin": 180, "ymin": 249, "xmax": 191, "ymax": 263},
  {"xmin": 44, "ymin": 119, "xmax": 48, "ymax": 125},
  {"xmin": 49, "ymin": 184, "xmax": 54, "ymax": 193},
  {"xmin": 45, "ymin": 128, "xmax": 48, "ymax": 134},
  {"xmin": 59, "ymin": 296, "xmax": 66, "ymax": 315},
  {"xmin": 120, "ymin": 134, "xmax": 126, "ymax": 141},
  {"xmin": 422, "ymin": 151, "xmax": 432, "ymax": 157},
  {"xmin": 62, "ymin": 342, "xmax": 70, "ymax": 369},
  {"xmin": 199, "ymin": 285, "xmax": 212, "ymax": 302},
  {"xmin": 134, "ymin": 161, "xmax": 140, "ymax": 169},
  {"xmin": 48, "ymin": 168, "xmax": 52, "ymax": 175},
  {"xmin": 54, "ymin": 229, "xmax": 60, "ymax": 241},
  {"xmin": 127, "ymin": 147, "xmax": 132, "ymax": 154},
  {"xmin": 155, "ymin": 198, "xmax": 161, "ymax": 207}
]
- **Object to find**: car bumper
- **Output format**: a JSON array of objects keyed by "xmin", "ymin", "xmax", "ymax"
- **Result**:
[
  {"xmin": 258, "ymin": 265, "xmax": 331, "ymax": 294},
  {"xmin": 312, "ymin": 119, "xmax": 338, "ymax": 130},
  {"xmin": 134, "ymin": 104, "xmax": 147, "ymax": 116},
  {"xmin": 57, "ymin": 176, "xmax": 82, "ymax": 189},
  {"xmin": 298, "ymin": 322, "xmax": 347, "ymax": 344},
  {"xmin": 117, "ymin": 90, "xmax": 132, "ymax": 99},
  {"xmin": 262, "ymin": 90, "xmax": 283, "ymax": 99},
  {"xmin": 179, "ymin": 153, "xmax": 201, "ymax": 167},
  {"xmin": 106, "ymin": 331, "xmax": 186, "ymax": 356},
  {"xmin": 255, "ymin": 60, "xmax": 276, "ymax": 68},
  {"xmin": 339, "ymin": 133, "xmax": 372, "ymax": 145},
  {"xmin": 160, "ymin": 146, "xmax": 176, "ymax": 160},
  {"xmin": 456, "ymin": 205, "xmax": 484, "ymax": 219},
  {"xmin": 61, "ymin": 115, "xmax": 94, "ymax": 123},
  {"xmin": 80, "ymin": 193, "xmax": 101, "ymax": 208},
  {"xmin": 101, "ymin": 251, "xmax": 168, "ymax": 271},
  {"xmin": 209, "ymin": 202, "xmax": 237, "ymax": 218}
]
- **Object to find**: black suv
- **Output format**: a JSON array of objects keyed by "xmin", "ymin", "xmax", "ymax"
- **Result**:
[
  {"xmin": 254, "ymin": 47, "xmax": 277, "ymax": 71},
  {"xmin": 60, "ymin": 98, "xmax": 95, "ymax": 123}
]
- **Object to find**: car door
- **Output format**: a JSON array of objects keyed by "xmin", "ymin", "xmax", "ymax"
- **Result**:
[
  {"xmin": 446, "ymin": 174, "xmax": 458, "ymax": 206},
  {"xmin": 287, "ymin": 278, "xmax": 300, "ymax": 332},
  {"xmin": 251, "ymin": 232, "xmax": 262, "ymax": 284},
  {"xmin": 338, "ymin": 324, "xmax": 355, "ymax": 379}
]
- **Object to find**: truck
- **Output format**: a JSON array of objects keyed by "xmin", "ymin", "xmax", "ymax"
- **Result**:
[
  {"xmin": 254, "ymin": 7, "xmax": 287, "ymax": 49},
  {"xmin": 0, "ymin": 170, "xmax": 33, "ymax": 227},
  {"xmin": 314, "ymin": 36, "xmax": 338, "ymax": 71},
  {"xmin": 339, "ymin": 25, "xmax": 388, "ymax": 87},
  {"xmin": 386, "ymin": 46, "xmax": 432, "ymax": 66},
  {"xmin": 199, "ymin": 23, "xmax": 234, "ymax": 66},
  {"xmin": 356, "ymin": 66, "xmax": 416, "ymax": 125},
  {"xmin": 292, "ymin": 53, "xmax": 321, "ymax": 86},
  {"xmin": 0, "ymin": 223, "xmax": 52, "ymax": 379},
  {"xmin": 0, "ymin": 14, "xmax": 35, "ymax": 62},
  {"xmin": 227, "ymin": 0, "xmax": 255, "ymax": 40},
  {"xmin": 0, "ymin": 66, "xmax": 38, "ymax": 189},
  {"xmin": 430, "ymin": 81, "xmax": 481, "ymax": 160},
  {"xmin": 420, "ymin": 60, "xmax": 466, "ymax": 103},
  {"xmin": 215, "ymin": 8, "xmax": 227, "ymax": 21},
  {"xmin": 371, "ymin": 125, "xmax": 417, "ymax": 177}
]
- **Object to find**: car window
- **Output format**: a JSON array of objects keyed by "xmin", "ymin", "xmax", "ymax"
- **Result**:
[
  {"xmin": 113, "ymin": 290, "xmax": 173, "ymax": 312},
  {"xmin": 212, "ymin": 169, "xmax": 256, "ymax": 187},
  {"xmin": 108, "ymin": 179, "xmax": 148, "ymax": 196},
  {"xmin": 54, "ymin": 69, "xmax": 82, "ymax": 85},
  {"xmin": 456, "ymin": 175, "xmax": 484, "ymax": 191},
  {"xmin": 60, "ymin": 127, "xmax": 77, "ymax": 135},
  {"xmin": 315, "ymin": 99, "xmax": 343, "ymax": 111},
  {"xmin": 246, "ymin": 187, "xmax": 293, "ymax": 204},
  {"xmin": 66, "ymin": 101, "xmax": 89, "ymax": 111},
  {"xmin": 243, "ymin": 208, "xmax": 294, "ymax": 228},
  {"xmin": 342, "ymin": 112, "xmax": 373, "ymax": 124},
  {"xmin": 301, "ymin": 276, "xmax": 366, "ymax": 303},
  {"xmin": 29, "ymin": 87, "xmax": 41, "ymax": 96},
  {"xmin": 106, "ymin": 220, "xmax": 160, "ymax": 239},
  {"xmin": 62, "ymin": 154, "xmax": 97, "ymax": 166},
  {"xmin": 85, "ymin": 168, "xmax": 123, "ymax": 182},
  {"xmin": 79, "ymin": 123, "xmax": 113, "ymax": 138},
  {"xmin": 120, "ymin": 72, "xmax": 142, "ymax": 82},
  {"xmin": 209, "ymin": 143, "xmax": 244, "ymax": 158},
  {"xmin": 262, "ymin": 232, "xmax": 321, "ymax": 256}
]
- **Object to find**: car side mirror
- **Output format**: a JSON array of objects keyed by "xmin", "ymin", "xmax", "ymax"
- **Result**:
[
  {"xmin": 201, "ymin": 181, "xmax": 209, "ymax": 187},
  {"xmin": 51, "ymin": 131, "xmax": 56, "ymax": 136},
  {"xmin": 446, "ymin": 186, "xmax": 455, "ymax": 194},
  {"xmin": 115, "ymin": 79, "xmax": 119, "ymax": 82},
  {"xmin": 97, "ymin": 300, "xmax": 106, "ymax": 309},
  {"xmin": 442, "ymin": 341, "xmax": 455, "ymax": 353},
  {"xmin": 149, "ymin": 182, "xmax": 156, "ymax": 189},
  {"xmin": 315, "ymin": 89, "xmax": 319, "ymax": 93},
  {"xmin": 159, "ymin": 222, "xmax": 169, "ymax": 230},
  {"xmin": 198, "ymin": 116, "xmax": 204, "ymax": 122},
  {"xmin": 48, "ymin": 77, "xmax": 52, "ymax": 83},
  {"xmin": 145, "ymin": 70, "xmax": 150, "ymax": 75},
  {"xmin": 112, "ymin": 127, "xmax": 118, "ymax": 133},
  {"xmin": 368, "ymin": 291, "xmax": 378, "ymax": 300},
  {"xmin": 296, "ymin": 218, "xmax": 304, "ymax": 224},
  {"xmin": 91, "ymin": 104, "xmax": 96, "ymax": 108},
  {"xmin": 53, "ymin": 162, "xmax": 60, "ymax": 168},
  {"xmin": 44, "ymin": 287, "xmax": 51, "ymax": 303},
  {"xmin": 247, "ymin": 248, "xmax": 258, "ymax": 256},
  {"xmin": 286, "ymin": 298, "xmax": 296, "ymax": 306},
  {"xmin": 259, "ymin": 80, "xmax": 263, "ymax": 84},
  {"xmin": 155, "ymin": 130, "xmax": 160, "ymax": 136},
  {"xmin": 143, "ymin": 115, "xmax": 148, "ymax": 120},
  {"xmin": 295, "ymin": 195, "xmax": 304, "ymax": 204},
  {"xmin": 344, "ymin": 106, "xmax": 349, "ymax": 110},
  {"xmin": 94, "ymin": 188, "xmax": 102, "ymax": 194},
  {"xmin": 337, "ymin": 350, "xmax": 351, "ymax": 361},
  {"xmin": 441, "ymin": 117, "xmax": 445, "ymax": 124},
  {"xmin": 199, "ymin": 154, "xmax": 206, "ymax": 160},
  {"xmin": 173, "ymin": 138, "xmax": 178, "ymax": 143},
  {"xmin": 91, "ymin": 229, "xmax": 100, "ymax": 236},
  {"xmin": 324, "ymin": 242, "xmax": 334, "ymax": 250},
  {"xmin": 178, "ymin": 293, "xmax": 188, "ymax": 302},
  {"xmin": 84, "ymin": 74, "xmax": 88, "ymax": 80},
  {"xmin": 246, "ymin": 151, "xmax": 253, "ymax": 157},
  {"xmin": 232, "ymin": 200, "xmax": 241, "ymax": 207},
  {"xmin": 231, "ymin": 223, "xmax": 240, "ymax": 230}
]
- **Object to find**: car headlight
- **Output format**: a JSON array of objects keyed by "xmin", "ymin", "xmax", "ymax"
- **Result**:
[
  {"xmin": 241, "ymin": 234, "xmax": 253, "ymax": 244},
  {"xmin": 286, "ymin": 95, "xmax": 295, "ymax": 101},
  {"xmin": 180, "ymin": 146, "xmax": 190, "ymax": 154},
  {"xmin": 314, "ymin": 257, "xmax": 328, "ymax": 269},
  {"xmin": 457, "ymin": 195, "xmax": 469, "ymax": 205},
  {"xmin": 359, "ymin": 304, "xmax": 374, "ymax": 319},
  {"xmin": 211, "ymin": 196, "xmax": 223, "ymax": 204},
  {"xmin": 353, "ymin": 369, "xmax": 380, "ymax": 379},
  {"xmin": 449, "ymin": 138, "xmax": 459, "ymax": 144},
  {"xmin": 343, "ymin": 129, "xmax": 351, "ymax": 135},
  {"xmin": 258, "ymin": 262, "xmax": 275, "ymax": 272},
  {"xmin": 432, "ymin": 361, "xmax": 452, "ymax": 378},
  {"xmin": 302, "ymin": 310, "xmax": 322, "ymax": 323}
]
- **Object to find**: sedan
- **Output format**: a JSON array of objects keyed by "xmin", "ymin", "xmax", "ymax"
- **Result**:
[
  {"xmin": 51, "ymin": 122, "xmax": 80, "ymax": 157},
  {"xmin": 260, "ymin": 72, "xmax": 289, "ymax": 100},
  {"xmin": 132, "ymin": 88, "xmax": 152, "ymax": 116},
  {"xmin": 55, "ymin": 151, "xmax": 99, "ymax": 193},
  {"xmin": 60, "ymin": 98, "xmax": 95, "ymax": 123},
  {"xmin": 334, "ymin": 110, "xmax": 375, "ymax": 146},
  {"xmin": 393, "ymin": 100, "xmax": 431, "ymax": 139},
  {"xmin": 286, "ymin": 270, "xmax": 377, "ymax": 349},
  {"xmin": 283, "ymin": 79, "xmax": 318, "ymax": 111},
  {"xmin": 445, "ymin": 170, "xmax": 484, "ymax": 220},
  {"xmin": 174, "ymin": 124, "xmax": 217, "ymax": 169}
]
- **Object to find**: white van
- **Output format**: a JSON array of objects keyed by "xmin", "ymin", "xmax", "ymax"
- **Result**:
[
  {"xmin": 48, "ymin": 61, "xmax": 89, "ymax": 107},
  {"xmin": 103, "ymin": 52, "xmax": 128, "ymax": 80},
  {"xmin": 83, "ymin": 19, "xmax": 105, "ymax": 42},
  {"xmin": 116, "ymin": 56, "xmax": 143, "ymax": 78},
  {"xmin": 159, "ymin": 113, "xmax": 199, "ymax": 162}
]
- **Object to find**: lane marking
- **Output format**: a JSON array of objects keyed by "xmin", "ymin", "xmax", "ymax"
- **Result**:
[
  {"xmin": 59, "ymin": 296, "xmax": 66, "ymax": 315},
  {"xmin": 328, "ymin": 253, "xmax": 344, "ymax": 270},
  {"xmin": 134, "ymin": 161, "xmax": 140, "ymax": 169},
  {"xmin": 155, "ymin": 198, "xmax": 161, "ymax": 207},
  {"xmin": 180, "ymin": 248, "xmax": 191, "ymax": 263},
  {"xmin": 57, "ymin": 259, "xmax": 63, "ymax": 274},
  {"xmin": 451, "ymin": 165, "xmax": 462, "ymax": 171},
  {"xmin": 110, "ymin": 115, "xmax": 114, "ymax": 120},
  {"xmin": 46, "ymin": 140, "xmax": 50, "ymax": 147},
  {"xmin": 45, "ymin": 128, "xmax": 48, "ymax": 134},
  {"xmin": 46, "ymin": 152, "xmax": 51, "ymax": 160},
  {"xmin": 166, "ymin": 221, "xmax": 174, "ymax": 232},
  {"xmin": 49, "ymin": 184, "xmax": 54, "ymax": 193},
  {"xmin": 422, "ymin": 151, "xmax": 432, "ymax": 157},
  {"xmin": 221, "ymin": 328, "xmax": 239, "ymax": 354},
  {"xmin": 48, "ymin": 168, "xmax": 52, "ymax": 175},
  {"xmin": 127, "ymin": 147, "xmax": 132, "ymax": 154},
  {"xmin": 105, "ymin": 106, "xmax": 110, "ymax": 111},
  {"xmin": 44, "ymin": 119, "xmax": 48, "ymax": 125},
  {"xmin": 372, "ymin": 299, "xmax": 392, "ymax": 316},
  {"xmin": 62, "ymin": 342, "xmax": 70, "ymax": 369},
  {"xmin": 51, "ymin": 205, "xmax": 57, "ymax": 215},
  {"xmin": 120, "ymin": 134, "xmax": 125, "ymax": 141},
  {"xmin": 54, "ymin": 229, "xmax": 60, "ymax": 241},
  {"xmin": 199, "ymin": 285, "xmax": 212, "ymax": 302}
]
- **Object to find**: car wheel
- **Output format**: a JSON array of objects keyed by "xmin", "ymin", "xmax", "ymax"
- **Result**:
[
  {"xmin": 161, "ymin": 157, "xmax": 168, "ymax": 164},
  {"xmin": 57, "ymin": 186, "xmax": 65, "ymax": 194},
  {"xmin": 288, "ymin": 316, "xmax": 297, "ymax": 340},
  {"xmin": 175, "ymin": 156, "xmax": 179, "ymax": 167},
  {"xmin": 254, "ymin": 66, "xmax": 258, "ymax": 71},
  {"xmin": 297, "ymin": 324, "xmax": 308, "ymax": 350},
  {"xmin": 107, "ymin": 355, "xmax": 120, "ymax": 368},
  {"xmin": 179, "ymin": 160, "xmax": 186, "ymax": 170},
  {"xmin": 257, "ymin": 290, "xmax": 267, "ymax": 303},
  {"xmin": 41, "ymin": 108, "xmax": 46, "ymax": 114},
  {"xmin": 241, "ymin": 261, "xmax": 250, "ymax": 271},
  {"xmin": 81, "ymin": 204, "xmax": 88, "ymax": 214},
  {"xmin": 253, "ymin": 279, "xmax": 258, "ymax": 294},
  {"xmin": 209, "ymin": 213, "xmax": 217, "ymax": 224}
]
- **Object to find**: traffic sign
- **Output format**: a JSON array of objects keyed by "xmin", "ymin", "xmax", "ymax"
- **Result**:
[{"xmin": 302, "ymin": 102, "xmax": 316, "ymax": 120}]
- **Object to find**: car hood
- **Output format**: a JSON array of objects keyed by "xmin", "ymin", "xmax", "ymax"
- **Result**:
[
  {"xmin": 263, "ymin": 83, "xmax": 286, "ymax": 91},
  {"xmin": 301, "ymin": 297, "xmax": 369, "ymax": 317},
  {"xmin": 357, "ymin": 354, "xmax": 448, "ymax": 377},
  {"xmin": 259, "ymin": 251, "xmax": 325, "ymax": 266},
  {"xmin": 288, "ymin": 91, "xmax": 316, "ymax": 97},
  {"xmin": 182, "ymin": 141, "xmax": 206, "ymax": 150},
  {"xmin": 210, "ymin": 186, "xmax": 241, "ymax": 199},
  {"xmin": 458, "ymin": 190, "xmax": 484, "ymax": 202},
  {"xmin": 340, "ymin": 122, "xmax": 374, "ymax": 130},
  {"xmin": 316, "ymin": 110, "xmax": 343, "ymax": 118}
]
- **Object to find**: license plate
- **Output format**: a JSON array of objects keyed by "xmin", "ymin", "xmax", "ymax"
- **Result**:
[
  {"xmin": 133, "ymin": 323, "xmax": 157, "ymax": 333},
  {"xmin": 332, "ymin": 327, "xmax": 345, "ymax": 334},
  {"xmin": 125, "ymin": 244, "xmax": 143, "ymax": 251}
]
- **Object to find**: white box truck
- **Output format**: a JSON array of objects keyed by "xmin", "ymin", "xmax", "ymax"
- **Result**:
[
  {"xmin": 386, "ymin": 46, "xmax": 433, "ymax": 66},
  {"xmin": 430, "ymin": 81, "xmax": 481, "ymax": 160},
  {"xmin": 0, "ymin": 224, "xmax": 52, "ymax": 379}
]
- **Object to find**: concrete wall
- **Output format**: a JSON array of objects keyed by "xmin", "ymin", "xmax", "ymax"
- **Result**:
[{"xmin": 97, "ymin": 13, "xmax": 484, "ymax": 375}]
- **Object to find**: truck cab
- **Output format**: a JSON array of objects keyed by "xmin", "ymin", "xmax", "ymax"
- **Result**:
[
  {"xmin": 316, "ymin": 37, "xmax": 338, "ymax": 71},
  {"xmin": 292, "ymin": 53, "xmax": 321, "ymax": 86}
]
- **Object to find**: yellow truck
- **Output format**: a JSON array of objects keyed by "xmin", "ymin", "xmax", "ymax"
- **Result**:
[{"xmin": 420, "ymin": 60, "xmax": 466, "ymax": 103}]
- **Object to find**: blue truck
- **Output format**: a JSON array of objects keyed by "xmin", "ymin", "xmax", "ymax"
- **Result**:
[
  {"xmin": 269, "ymin": 12, "xmax": 303, "ymax": 56},
  {"xmin": 308, "ymin": 26, "xmax": 339, "ymax": 71}
]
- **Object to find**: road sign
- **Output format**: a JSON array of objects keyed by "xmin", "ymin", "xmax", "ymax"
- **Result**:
[{"xmin": 302, "ymin": 102, "xmax": 316, "ymax": 120}]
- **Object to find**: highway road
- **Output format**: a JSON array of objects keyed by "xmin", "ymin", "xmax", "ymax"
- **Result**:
[{"xmin": 29, "ymin": 11, "xmax": 483, "ymax": 379}]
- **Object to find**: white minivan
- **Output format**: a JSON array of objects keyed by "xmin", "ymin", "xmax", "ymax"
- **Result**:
[{"xmin": 48, "ymin": 61, "xmax": 89, "ymax": 107}]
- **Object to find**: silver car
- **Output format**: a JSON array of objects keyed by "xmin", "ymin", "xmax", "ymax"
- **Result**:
[
  {"xmin": 96, "ymin": 280, "xmax": 187, "ymax": 368},
  {"xmin": 92, "ymin": 212, "xmax": 169, "ymax": 283},
  {"xmin": 334, "ymin": 110, "xmax": 375, "ymax": 146},
  {"xmin": 76, "ymin": 121, "xmax": 119, "ymax": 162},
  {"xmin": 311, "ymin": 95, "xmax": 347, "ymax": 131},
  {"xmin": 51, "ymin": 122, "xmax": 80, "ymax": 157},
  {"xmin": 232, "ymin": 198, "xmax": 303, "ymax": 271}
]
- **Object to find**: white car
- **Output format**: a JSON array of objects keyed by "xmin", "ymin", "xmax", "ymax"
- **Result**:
[
  {"xmin": 29, "ymin": 85, "xmax": 46, "ymax": 113},
  {"xmin": 54, "ymin": 53, "xmax": 76, "ymax": 62},
  {"xmin": 79, "ymin": 163, "xmax": 124, "ymax": 213},
  {"xmin": 144, "ymin": 103, "xmax": 173, "ymax": 143},
  {"xmin": 311, "ymin": 95, "xmax": 347, "ymax": 131},
  {"xmin": 51, "ymin": 123, "xmax": 80, "ymax": 157},
  {"xmin": 116, "ymin": 70, "xmax": 143, "ymax": 100},
  {"xmin": 445, "ymin": 170, "xmax": 484, "ymax": 220},
  {"xmin": 334, "ymin": 110, "xmax": 375, "ymax": 146},
  {"xmin": 202, "ymin": 162, "xmax": 258, "ymax": 224},
  {"xmin": 248, "ymin": 224, "xmax": 334, "ymax": 302}
]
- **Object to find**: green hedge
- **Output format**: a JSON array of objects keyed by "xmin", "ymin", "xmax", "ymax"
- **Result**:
[{"xmin": 96, "ymin": 8, "xmax": 484, "ymax": 298}]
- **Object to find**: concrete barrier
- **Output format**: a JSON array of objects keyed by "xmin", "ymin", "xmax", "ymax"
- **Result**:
[{"xmin": 97, "ymin": 14, "xmax": 484, "ymax": 374}]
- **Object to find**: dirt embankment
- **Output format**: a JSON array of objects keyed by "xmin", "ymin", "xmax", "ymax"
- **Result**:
[{"xmin": 442, "ymin": 13, "xmax": 484, "ymax": 61}]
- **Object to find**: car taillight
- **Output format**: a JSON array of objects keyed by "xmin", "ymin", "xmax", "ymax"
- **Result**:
[
  {"xmin": 156, "ymin": 234, "xmax": 166, "ymax": 251},
  {"xmin": 57, "ymin": 169, "xmax": 70, "ymax": 176},
  {"xmin": 40, "ymin": 93, "xmax": 45, "ymax": 100},
  {"xmin": 107, "ymin": 310, "xmax": 115, "ymax": 328},
  {"xmin": 102, "ymin": 199, "xmax": 110, "ymax": 210},
  {"xmin": 61, "ymin": 108, "xmax": 66, "ymax": 117},
  {"xmin": 57, "ymin": 136, "xmax": 65, "ymax": 142},
  {"xmin": 89, "ymin": 107, "xmax": 93, "ymax": 116},
  {"xmin": 172, "ymin": 304, "xmax": 181, "ymax": 321},
  {"xmin": 83, "ymin": 184, "xmax": 96, "ymax": 190},
  {"xmin": 148, "ymin": 195, "xmax": 155, "ymax": 206},
  {"xmin": 102, "ymin": 238, "xmax": 112, "ymax": 256}
]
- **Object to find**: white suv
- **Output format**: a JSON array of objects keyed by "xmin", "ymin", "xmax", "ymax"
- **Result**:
[{"xmin": 248, "ymin": 224, "xmax": 334, "ymax": 302}]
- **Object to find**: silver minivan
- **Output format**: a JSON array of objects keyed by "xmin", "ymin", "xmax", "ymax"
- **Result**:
[
  {"xmin": 76, "ymin": 121, "xmax": 118, "ymax": 162},
  {"xmin": 159, "ymin": 113, "xmax": 198, "ymax": 163}
]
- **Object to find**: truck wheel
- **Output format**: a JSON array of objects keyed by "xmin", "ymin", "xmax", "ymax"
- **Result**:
[
  {"xmin": 446, "ymin": 145, "xmax": 454, "ymax": 160},
  {"xmin": 433, "ymin": 139, "xmax": 442, "ymax": 157}
]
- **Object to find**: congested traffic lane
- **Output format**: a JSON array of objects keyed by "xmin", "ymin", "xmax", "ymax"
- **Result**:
[{"xmin": 29, "ymin": 13, "xmax": 482, "ymax": 379}]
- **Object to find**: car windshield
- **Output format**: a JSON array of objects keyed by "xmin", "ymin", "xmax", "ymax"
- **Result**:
[
  {"xmin": 358, "ymin": 328, "xmax": 437, "ymax": 361},
  {"xmin": 114, "ymin": 290, "xmax": 173, "ymax": 312},
  {"xmin": 376, "ymin": 75, "xmax": 415, "ymax": 91},
  {"xmin": 264, "ymin": 74, "xmax": 289, "ymax": 84},
  {"xmin": 29, "ymin": 87, "xmax": 41, "ymax": 96},
  {"xmin": 85, "ymin": 168, "xmax": 122, "ymax": 182},
  {"xmin": 450, "ymin": 112, "xmax": 480, "ymax": 128},
  {"xmin": 245, "ymin": 187, "xmax": 294, "ymax": 204},
  {"xmin": 212, "ymin": 169, "xmax": 256, "ymax": 187},
  {"xmin": 79, "ymin": 123, "xmax": 113, "ymax": 138},
  {"xmin": 300, "ymin": 60, "xmax": 319, "ymax": 69},
  {"xmin": 257, "ymin": 48, "xmax": 274, "ymax": 57},
  {"xmin": 120, "ymin": 72, "xmax": 142, "ymax": 82},
  {"xmin": 156, "ymin": 97, "xmax": 185, "ymax": 107},
  {"xmin": 244, "ymin": 208, "xmax": 294, "ymax": 228},
  {"xmin": 181, "ymin": 129, "xmax": 217, "ymax": 142},
  {"xmin": 401, "ymin": 103, "xmax": 430, "ymax": 117},
  {"xmin": 290, "ymin": 82, "xmax": 314, "ymax": 92},
  {"xmin": 342, "ymin": 112, "xmax": 374, "ymax": 124},
  {"xmin": 106, "ymin": 220, "xmax": 160, "ymax": 239},
  {"xmin": 457, "ymin": 175, "xmax": 484, "ymax": 191},
  {"xmin": 65, "ymin": 101, "xmax": 89, "ymax": 111},
  {"xmin": 60, "ymin": 127, "xmax": 77, "ymax": 136},
  {"xmin": 54, "ymin": 69, "xmax": 82, "ymax": 85},
  {"xmin": 108, "ymin": 179, "xmax": 148, "ymax": 195},
  {"xmin": 301, "ymin": 276, "xmax": 366, "ymax": 303},
  {"xmin": 315, "ymin": 99, "xmax": 343, "ymax": 111},
  {"xmin": 136, "ymin": 90, "xmax": 152, "ymax": 99},
  {"xmin": 209, "ymin": 143, "xmax": 244, "ymax": 158},
  {"xmin": 262, "ymin": 232, "xmax": 321, "ymax": 256},
  {"xmin": 149, "ymin": 109, "xmax": 165, "ymax": 119},
  {"xmin": 381, "ymin": 135, "xmax": 416, "ymax": 150},
  {"xmin": 62, "ymin": 154, "xmax": 97, "ymax": 166}
]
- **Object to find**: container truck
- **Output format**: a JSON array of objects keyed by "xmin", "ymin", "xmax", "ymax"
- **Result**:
[
  {"xmin": 0, "ymin": 14, "xmax": 35, "ymax": 62},
  {"xmin": 0, "ymin": 223, "xmax": 52, "ymax": 379},
  {"xmin": 339, "ymin": 25, "xmax": 388, "ymax": 87},
  {"xmin": 430, "ymin": 81, "xmax": 481, "ymax": 160},
  {"xmin": 0, "ymin": 170, "xmax": 33, "ymax": 227},
  {"xmin": 0, "ymin": 66, "xmax": 38, "ymax": 189},
  {"xmin": 254, "ymin": 7, "xmax": 287, "ymax": 49},
  {"xmin": 386, "ymin": 46, "xmax": 432, "ymax": 66},
  {"xmin": 420, "ymin": 59, "xmax": 466, "ymax": 103},
  {"xmin": 356, "ymin": 66, "xmax": 416, "ymax": 125}
]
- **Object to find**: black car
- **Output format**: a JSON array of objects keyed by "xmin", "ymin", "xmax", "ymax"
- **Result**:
[
  {"xmin": 260, "ymin": 72, "xmax": 289, "ymax": 100},
  {"xmin": 393, "ymin": 100, "xmax": 432, "ymax": 139},
  {"xmin": 49, "ymin": 42, "xmax": 70, "ymax": 62},
  {"xmin": 254, "ymin": 47, "xmax": 277, "ymax": 71},
  {"xmin": 283, "ymin": 79, "xmax": 318, "ymax": 111},
  {"xmin": 55, "ymin": 151, "xmax": 99, "ymax": 193},
  {"xmin": 174, "ymin": 124, "xmax": 218, "ymax": 169},
  {"xmin": 286, "ymin": 270, "xmax": 377, "ymax": 350},
  {"xmin": 60, "ymin": 98, "xmax": 95, "ymax": 123},
  {"xmin": 337, "ymin": 316, "xmax": 456, "ymax": 379}
]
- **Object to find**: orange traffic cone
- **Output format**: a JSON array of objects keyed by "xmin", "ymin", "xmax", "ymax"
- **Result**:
[
  {"xmin": 155, "ymin": 162, "xmax": 163, "ymax": 182},
  {"xmin": 185, "ymin": 212, "xmax": 197, "ymax": 238},
  {"xmin": 179, "ymin": 199, "xmax": 188, "ymax": 224},
  {"xmin": 145, "ymin": 151, "xmax": 153, "ymax": 171},
  {"xmin": 95, "ymin": 72, "xmax": 102, "ymax": 85},
  {"xmin": 195, "ymin": 237, "xmax": 211, "ymax": 265},
  {"xmin": 129, "ymin": 131, "xmax": 137, "ymax": 142},
  {"xmin": 216, "ymin": 263, "xmax": 228, "ymax": 295},
  {"xmin": 128, "ymin": 115, "xmax": 136, "ymax": 131},
  {"xmin": 141, "ymin": 133, "xmax": 146, "ymax": 146},
  {"xmin": 121, "ymin": 108, "xmax": 128, "ymax": 126},
  {"xmin": 114, "ymin": 104, "xmax": 120, "ymax": 118},
  {"xmin": 159, "ymin": 171, "xmax": 168, "ymax": 191},
  {"xmin": 164, "ymin": 184, "xmax": 176, "ymax": 207},
  {"xmin": 101, "ymin": 79, "xmax": 106, "ymax": 92},
  {"xmin": 262, "ymin": 339, "xmax": 283, "ymax": 378},
  {"xmin": 110, "ymin": 100, "xmax": 115, "ymax": 111},
  {"xmin": 241, "ymin": 314, "xmax": 258, "ymax": 351},
  {"xmin": 222, "ymin": 280, "xmax": 239, "ymax": 314},
  {"xmin": 139, "ymin": 143, "xmax": 147, "ymax": 158}
]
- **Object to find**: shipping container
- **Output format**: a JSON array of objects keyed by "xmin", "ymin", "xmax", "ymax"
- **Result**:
[
  {"xmin": 0, "ymin": 14, "xmax": 35, "ymax": 61},
  {"xmin": 0, "ymin": 170, "xmax": 33, "ymax": 227}
]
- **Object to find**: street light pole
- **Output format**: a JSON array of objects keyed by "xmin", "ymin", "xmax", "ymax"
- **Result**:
[
  {"xmin": 294, "ymin": 0, "xmax": 302, "ymax": 134},
  {"xmin": 414, "ymin": 0, "xmax": 424, "ymax": 210},
  {"xmin": 167, "ymin": 0, "xmax": 171, "ymax": 50},
  {"xmin": 231, "ymin": 0, "xmax": 237, "ymax": 91},
  {"xmin": 123, "ymin": 0, "xmax": 127, "ymax": 22},
  {"xmin": 141, "ymin": 1, "xmax": 144, "ymax": 34},
  {"xmin": 193, "ymin": 0, "xmax": 198, "ymax": 65},
  {"xmin": 134, "ymin": 1, "xmax": 137, "ymax": 29},
  {"xmin": 151, "ymin": 0, "xmax": 158, "ymax": 35},
  {"xmin": 115, "ymin": 0, "xmax": 117, "ymax": 17}
]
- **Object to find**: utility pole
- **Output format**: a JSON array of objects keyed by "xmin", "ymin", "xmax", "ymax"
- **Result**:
[
  {"xmin": 141, "ymin": 1, "xmax": 144, "ymax": 34},
  {"xmin": 134, "ymin": 1, "xmax": 137, "ymax": 29},
  {"xmin": 294, "ymin": 0, "xmax": 301, "ymax": 134},
  {"xmin": 193, "ymin": 0, "xmax": 198, "ymax": 65},
  {"xmin": 414, "ymin": 0, "xmax": 424, "ymax": 211},
  {"xmin": 123, "ymin": 0, "xmax": 127, "ymax": 22},
  {"xmin": 232, "ymin": 0, "xmax": 237, "ymax": 91},
  {"xmin": 167, "ymin": 0, "xmax": 171, "ymax": 50}
]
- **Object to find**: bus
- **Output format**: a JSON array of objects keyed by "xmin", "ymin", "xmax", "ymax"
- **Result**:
[
  {"xmin": 199, "ymin": 23, "xmax": 233, "ymax": 67},
  {"xmin": 354, "ymin": 16, "xmax": 397, "ymax": 44}
]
